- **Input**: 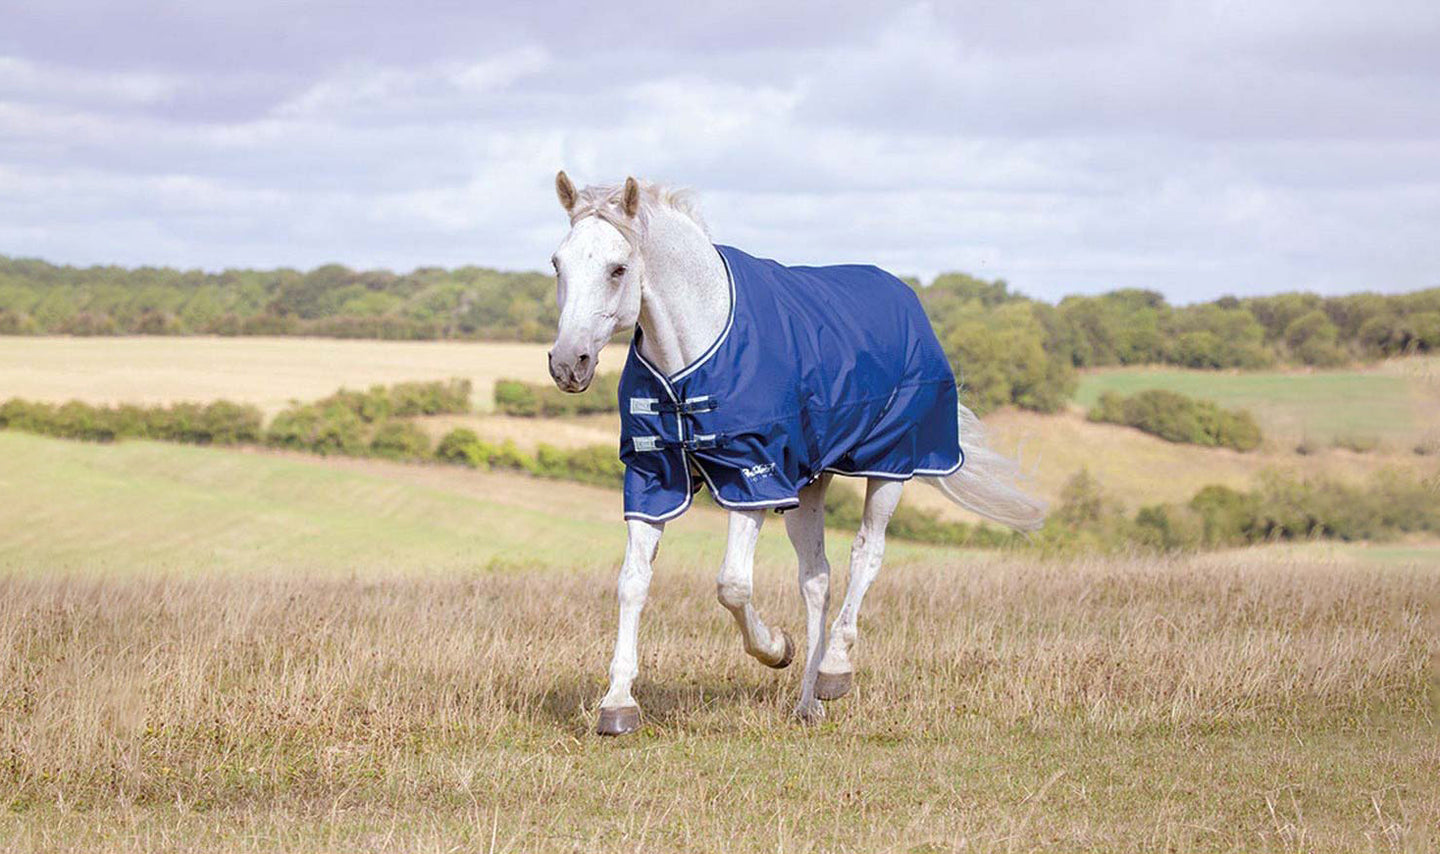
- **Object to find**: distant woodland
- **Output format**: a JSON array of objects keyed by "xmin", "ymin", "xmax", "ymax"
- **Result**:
[{"xmin": 2, "ymin": 254, "xmax": 1436, "ymax": 413}]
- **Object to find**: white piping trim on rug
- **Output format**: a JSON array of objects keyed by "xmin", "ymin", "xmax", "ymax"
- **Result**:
[{"xmin": 823, "ymin": 453, "xmax": 964, "ymax": 482}]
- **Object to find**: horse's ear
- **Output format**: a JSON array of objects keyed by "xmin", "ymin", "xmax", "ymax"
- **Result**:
[
  {"xmin": 622, "ymin": 177, "xmax": 641, "ymax": 218},
  {"xmin": 556, "ymin": 170, "xmax": 577, "ymax": 213}
]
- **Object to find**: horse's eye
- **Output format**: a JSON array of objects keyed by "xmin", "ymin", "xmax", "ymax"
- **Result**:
[{"xmin": 611, "ymin": 265, "xmax": 627, "ymax": 279}]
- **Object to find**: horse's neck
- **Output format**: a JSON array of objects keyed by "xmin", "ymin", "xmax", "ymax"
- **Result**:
[{"xmin": 636, "ymin": 210, "xmax": 728, "ymax": 377}]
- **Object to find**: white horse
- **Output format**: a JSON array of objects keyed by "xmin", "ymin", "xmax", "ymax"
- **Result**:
[{"xmin": 547, "ymin": 172, "xmax": 1046, "ymax": 734}]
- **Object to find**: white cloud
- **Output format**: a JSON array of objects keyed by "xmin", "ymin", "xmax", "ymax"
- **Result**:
[
  {"xmin": 0, "ymin": 2, "xmax": 1436, "ymax": 300},
  {"xmin": 0, "ymin": 55, "xmax": 182, "ymax": 106},
  {"xmin": 274, "ymin": 48, "xmax": 552, "ymax": 121}
]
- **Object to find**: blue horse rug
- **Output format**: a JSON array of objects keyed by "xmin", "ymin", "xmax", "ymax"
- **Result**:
[{"xmin": 618, "ymin": 244, "xmax": 963, "ymax": 522}]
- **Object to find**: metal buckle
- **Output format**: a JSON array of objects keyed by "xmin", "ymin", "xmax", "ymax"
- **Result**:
[
  {"xmin": 683, "ymin": 433, "xmax": 722, "ymax": 451},
  {"xmin": 653, "ymin": 396, "xmax": 716, "ymax": 415}
]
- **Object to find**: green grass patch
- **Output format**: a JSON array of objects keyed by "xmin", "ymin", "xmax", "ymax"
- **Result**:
[{"xmin": 1074, "ymin": 367, "xmax": 1417, "ymax": 443}]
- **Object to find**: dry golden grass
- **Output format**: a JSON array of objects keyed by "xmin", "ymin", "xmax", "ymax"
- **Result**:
[
  {"xmin": 0, "ymin": 336, "xmax": 553, "ymax": 414},
  {"xmin": 1, "ymin": 430, "xmax": 1438, "ymax": 851},
  {"xmin": 978, "ymin": 408, "xmax": 1432, "ymax": 506},
  {"xmin": 2, "ymin": 554, "xmax": 1436, "ymax": 852}
]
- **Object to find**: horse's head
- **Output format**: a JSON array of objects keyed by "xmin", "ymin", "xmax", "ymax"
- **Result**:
[{"xmin": 547, "ymin": 171, "xmax": 645, "ymax": 393}]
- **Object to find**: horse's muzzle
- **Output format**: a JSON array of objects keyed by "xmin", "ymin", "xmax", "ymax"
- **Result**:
[{"xmin": 548, "ymin": 349, "xmax": 595, "ymax": 393}]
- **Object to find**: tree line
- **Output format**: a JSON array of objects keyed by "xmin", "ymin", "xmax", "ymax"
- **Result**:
[{"xmin": 3, "ymin": 255, "xmax": 1437, "ymax": 414}]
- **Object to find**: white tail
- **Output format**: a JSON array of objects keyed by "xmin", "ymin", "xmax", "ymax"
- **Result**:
[{"xmin": 924, "ymin": 402, "xmax": 1048, "ymax": 532}]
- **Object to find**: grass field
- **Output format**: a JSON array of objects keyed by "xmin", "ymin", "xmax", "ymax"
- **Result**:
[
  {"xmin": 4, "ymin": 336, "xmax": 1437, "ymax": 518},
  {"xmin": 1073, "ymin": 361, "xmax": 1438, "ymax": 446},
  {"xmin": 2, "ymin": 433, "xmax": 1438, "ymax": 851},
  {"xmin": 0, "ymin": 432, "xmax": 961, "ymax": 578},
  {"xmin": 0, "ymin": 336, "xmax": 553, "ymax": 415}
]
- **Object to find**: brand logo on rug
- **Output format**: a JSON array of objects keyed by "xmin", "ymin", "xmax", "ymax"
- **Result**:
[{"xmin": 742, "ymin": 462, "xmax": 776, "ymax": 481}]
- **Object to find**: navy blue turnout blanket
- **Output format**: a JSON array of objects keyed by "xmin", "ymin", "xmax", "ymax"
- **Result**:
[{"xmin": 618, "ymin": 244, "xmax": 963, "ymax": 522}]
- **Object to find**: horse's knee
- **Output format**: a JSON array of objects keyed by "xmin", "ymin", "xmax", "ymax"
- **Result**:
[
  {"xmin": 799, "ymin": 563, "xmax": 829, "ymax": 602},
  {"xmin": 853, "ymin": 515, "xmax": 892, "ymax": 557},
  {"xmin": 716, "ymin": 575, "xmax": 750, "ymax": 610},
  {"xmin": 617, "ymin": 563, "xmax": 650, "ymax": 610}
]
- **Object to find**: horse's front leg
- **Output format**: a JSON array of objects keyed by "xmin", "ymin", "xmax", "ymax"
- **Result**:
[
  {"xmin": 597, "ymin": 518, "xmax": 664, "ymax": 736},
  {"xmin": 716, "ymin": 509, "xmax": 794, "ymax": 670}
]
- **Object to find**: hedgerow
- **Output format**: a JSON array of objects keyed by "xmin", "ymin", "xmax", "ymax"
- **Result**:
[
  {"xmin": 1036, "ymin": 466, "xmax": 1440, "ymax": 553},
  {"xmin": 0, "ymin": 398, "xmax": 263, "ymax": 445},
  {"xmin": 4, "ymin": 380, "xmax": 1435, "ymax": 552}
]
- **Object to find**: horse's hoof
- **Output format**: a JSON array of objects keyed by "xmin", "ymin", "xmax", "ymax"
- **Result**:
[
  {"xmin": 596, "ymin": 706, "xmax": 641, "ymax": 736},
  {"xmin": 765, "ymin": 630, "xmax": 795, "ymax": 669},
  {"xmin": 814, "ymin": 669, "xmax": 852, "ymax": 700}
]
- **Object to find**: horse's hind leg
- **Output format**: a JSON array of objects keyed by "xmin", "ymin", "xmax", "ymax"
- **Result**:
[
  {"xmin": 785, "ymin": 474, "xmax": 832, "ymax": 722},
  {"xmin": 716, "ymin": 509, "xmax": 793, "ymax": 670},
  {"xmin": 596, "ymin": 519, "xmax": 664, "ymax": 736},
  {"xmin": 816, "ymin": 478, "xmax": 903, "ymax": 700}
]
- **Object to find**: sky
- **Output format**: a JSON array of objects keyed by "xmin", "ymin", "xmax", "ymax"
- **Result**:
[{"xmin": 1, "ymin": 1, "xmax": 1437, "ymax": 302}]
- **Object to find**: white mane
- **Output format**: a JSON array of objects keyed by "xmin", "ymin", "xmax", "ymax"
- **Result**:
[{"xmin": 569, "ymin": 180, "xmax": 709, "ymax": 244}]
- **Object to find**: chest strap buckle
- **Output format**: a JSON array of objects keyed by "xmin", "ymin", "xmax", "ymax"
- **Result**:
[
  {"xmin": 629, "ymin": 396, "xmax": 716, "ymax": 416},
  {"xmin": 632, "ymin": 432, "xmax": 728, "ymax": 453},
  {"xmin": 659, "ymin": 395, "xmax": 716, "ymax": 415}
]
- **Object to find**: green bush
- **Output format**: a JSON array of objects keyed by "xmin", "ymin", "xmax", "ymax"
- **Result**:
[
  {"xmin": 265, "ymin": 403, "xmax": 367, "ymax": 456},
  {"xmin": 1182, "ymin": 470, "xmax": 1440, "ymax": 545},
  {"xmin": 1040, "ymin": 468, "xmax": 1139, "ymax": 552},
  {"xmin": 1283, "ymin": 310, "xmax": 1348, "ymax": 367},
  {"xmin": 388, "ymin": 379, "xmax": 472, "ymax": 416},
  {"xmin": 436, "ymin": 428, "xmax": 497, "ymax": 467},
  {"xmin": 1088, "ymin": 389, "xmax": 1262, "ymax": 451},
  {"xmin": 1188, "ymin": 484, "xmax": 1259, "ymax": 547},
  {"xmin": 369, "ymin": 421, "xmax": 432, "ymax": 460},
  {"xmin": 0, "ymin": 310, "xmax": 37, "ymax": 335},
  {"xmin": 1133, "ymin": 504, "xmax": 1203, "ymax": 551},
  {"xmin": 316, "ymin": 379, "xmax": 471, "ymax": 422},
  {"xmin": 150, "ymin": 401, "xmax": 265, "ymax": 445}
]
